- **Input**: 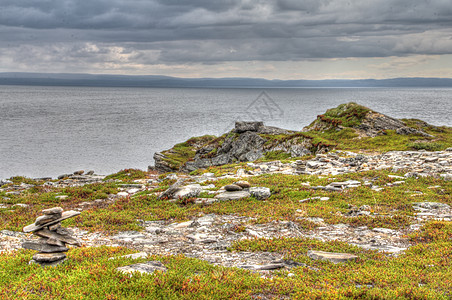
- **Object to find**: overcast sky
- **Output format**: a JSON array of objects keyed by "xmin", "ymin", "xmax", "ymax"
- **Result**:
[{"xmin": 1, "ymin": 0, "xmax": 452, "ymax": 79}]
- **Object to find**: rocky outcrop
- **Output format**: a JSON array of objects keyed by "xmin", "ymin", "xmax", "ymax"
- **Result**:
[
  {"xmin": 153, "ymin": 103, "xmax": 441, "ymax": 173},
  {"xmin": 153, "ymin": 121, "xmax": 326, "ymax": 173},
  {"xmin": 180, "ymin": 122, "xmax": 326, "ymax": 172},
  {"xmin": 305, "ymin": 102, "xmax": 433, "ymax": 138}
]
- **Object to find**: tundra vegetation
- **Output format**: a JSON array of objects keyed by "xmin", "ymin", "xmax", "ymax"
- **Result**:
[{"xmin": 1, "ymin": 103, "xmax": 451, "ymax": 299}]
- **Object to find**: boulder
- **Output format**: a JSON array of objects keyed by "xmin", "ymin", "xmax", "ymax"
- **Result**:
[
  {"xmin": 172, "ymin": 184, "xmax": 202, "ymax": 199},
  {"xmin": 234, "ymin": 181, "xmax": 251, "ymax": 188},
  {"xmin": 249, "ymin": 187, "xmax": 271, "ymax": 200},
  {"xmin": 224, "ymin": 184, "xmax": 243, "ymax": 191},
  {"xmin": 214, "ymin": 191, "xmax": 251, "ymax": 201}
]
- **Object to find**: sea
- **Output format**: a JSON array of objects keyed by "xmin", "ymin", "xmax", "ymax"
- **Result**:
[{"xmin": 1, "ymin": 85, "xmax": 451, "ymax": 179}]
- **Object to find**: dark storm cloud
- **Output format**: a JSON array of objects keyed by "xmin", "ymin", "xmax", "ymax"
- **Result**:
[{"xmin": 1, "ymin": 0, "xmax": 452, "ymax": 66}]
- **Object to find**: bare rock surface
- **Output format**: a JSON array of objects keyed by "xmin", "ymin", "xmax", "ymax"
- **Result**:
[{"xmin": 307, "ymin": 250, "xmax": 358, "ymax": 263}]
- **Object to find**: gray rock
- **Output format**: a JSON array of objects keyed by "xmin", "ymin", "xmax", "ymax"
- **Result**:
[
  {"xmin": 234, "ymin": 121, "xmax": 264, "ymax": 133},
  {"xmin": 307, "ymin": 250, "xmax": 358, "ymax": 263},
  {"xmin": 116, "ymin": 261, "xmax": 167, "ymax": 275},
  {"xmin": 158, "ymin": 178, "xmax": 186, "ymax": 199},
  {"xmin": 30, "ymin": 258, "xmax": 67, "ymax": 267},
  {"xmin": 440, "ymin": 174, "xmax": 452, "ymax": 181},
  {"xmin": 234, "ymin": 181, "xmax": 251, "ymax": 188},
  {"xmin": 112, "ymin": 231, "xmax": 146, "ymax": 241},
  {"xmin": 173, "ymin": 184, "xmax": 202, "ymax": 199},
  {"xmin": 42, "ymin": 207, "xmax": 63, "ymax": 215},
  {"xmin": 249, "ymin": 187, "xmax": 271, "ymax": 200},
  {"xmin": 224, "ymin": 184, "xmax": 243, "ymax": 191},
  {"xmin": 396, "ymin": 127, "xmax": 433, "ymax": 137},
  {"xmin": 33, "ymin": 252, "xmax": 67, "ymax": 263},
  {"xmin": 214, "ymin": 191, "xmax": 251, "ymax": 201},
  {"xmin": 23, "ymin": 210, "xmax": 80, "ymax": 233},
  {"xmin": 413, "ymin": 202, "xmax": 450, "ymax": 210},
  {"xmin": 22, "ymin": 241, "xmax": 69, "ymax": 253},
  {"xmin": 34, "ymin": 228, "xmax": 81, "ymax": 246},
  {"xmin": 35, "ymin": 214, "xmax": 62, "ymax": 226}
]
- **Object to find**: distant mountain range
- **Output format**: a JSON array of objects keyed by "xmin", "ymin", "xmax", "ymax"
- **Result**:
[{"xmin": 1, "ymin": 72, "xmax": 452, "ymax": 88}]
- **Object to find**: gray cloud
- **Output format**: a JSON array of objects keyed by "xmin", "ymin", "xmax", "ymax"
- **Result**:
[{"xmin": 1, "ymin": 0, "xmax": 452, "ymax": 73}]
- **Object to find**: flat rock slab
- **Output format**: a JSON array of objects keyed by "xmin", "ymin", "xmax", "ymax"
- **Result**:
[
  {"xmin": 23, "ymin": 211, "xmax": 80, "ymax": 233},
  {"xmin": 116, "ymin": 261, "xmax": 167, "ymax": 275},
  {"xmin": 307, "ymin": 250, "xmax": 358, "ymax": 264},
  {"xmin": 35, "ymin": 228, "xmax": 81, "ymax": 246},
  {"xmin": 22, "ymin": 241, "xmax": 68, "ymax": 253},
  {"xmin": 35, "ymin": 214, "xmax": 61, "ymax": 226},
  {"xmin": 30, "ymin": 258, "xmax": 67, "ymax": 267},
  {"xmin": 33, "ymin": 252, "xmax": 67, "ymax": 263},
  {"xmin": 214, "ymin": 191, "xmax": 251, "ymax": 201},
  {"xmin": 42, "ymin": 207, "xmax": 64, "ymax": 215}
]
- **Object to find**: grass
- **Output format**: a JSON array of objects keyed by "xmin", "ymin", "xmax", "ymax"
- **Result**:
[
  {"xmin": 2, "ymin": 169, "xmax": 450, "ymax": 233},
  {"xmin": 1, "ymin": 166, "xmax": 451, "ymax": 299},
  {"xmin": 2, "ymin": 102, "xmax": 452, "ymax": 298},
  {"xmin": 1, "ymin": 232, "xmax": 451, "ymax": 299}
]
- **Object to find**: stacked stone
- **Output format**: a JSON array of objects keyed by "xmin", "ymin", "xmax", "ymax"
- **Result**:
[{"xmin": 22, "ymin": 207, "xmax": 81, "ymax": 266}]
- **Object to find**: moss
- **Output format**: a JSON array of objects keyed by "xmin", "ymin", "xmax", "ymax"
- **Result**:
[
  {"xmin": 160, "ymin": 135, "xmax": 218, "ymax": 170},
  {"xmin": 104, "ymin": 169, "xmax": 148, "ymax": 182},
  {"xmin": 261, "ymin": 150, "xmax": 292, "ymax": 161}
]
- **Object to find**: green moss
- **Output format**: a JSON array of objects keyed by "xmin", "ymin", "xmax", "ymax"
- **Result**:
[
  {"xmin": 160, "ymin": 135, "xmax": 217, "ymax": 170},
  {"xmin": 104, "ymin": 169, "xmax": 148, "ymax": 182},
  {"xmin": 262, "ymin": 150, "xmax": 291, "ymax": 161}
]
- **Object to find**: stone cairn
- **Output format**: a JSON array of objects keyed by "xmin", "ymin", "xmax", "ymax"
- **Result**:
[{"xmin": 22, "ymin": 207, "xmax": 81, "ymax": 266}]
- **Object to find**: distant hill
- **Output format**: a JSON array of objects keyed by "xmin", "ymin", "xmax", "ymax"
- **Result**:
[{"xmin": 1, "ymin": 72, "xmax": 452, "ymax": 88}]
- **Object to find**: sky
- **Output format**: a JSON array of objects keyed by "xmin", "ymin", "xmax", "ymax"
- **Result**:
[{"xmin": 1, "ymin": 0, "xmax": 452, "ymax": 80}]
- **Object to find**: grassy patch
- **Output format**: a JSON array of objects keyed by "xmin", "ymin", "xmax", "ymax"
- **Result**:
[{"xmin": 104, "ymin": 169, "xmax": 148, "ymax": 182}]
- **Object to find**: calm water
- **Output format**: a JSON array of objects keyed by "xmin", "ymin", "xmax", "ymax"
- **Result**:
[{"xmin": 1, "ymin": 85, "xmax": 451, "ymax": 178}]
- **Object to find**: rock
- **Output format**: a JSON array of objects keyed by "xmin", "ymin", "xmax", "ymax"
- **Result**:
[
  {"xmin": 249, "ymin": 187, "xmax": 271, "ymax": 200},
  {"xmin": 440, "ymin": 174, "xmax": 452, "ymax": 181},
  {"xmin": 234, "ymin": 181, "xmax": 251, "ymax": 188},
  {"xmin": 35, "ymin": 214, "xmax": 61, "ymax": 226},
  {"xmin": 234, "ymin": 121, "xmax": 264, "ymax": 133},
  {"xmin": 23, "ymin": 210, "xmax": 81, "ymax": 233},
  {"xmin": 33, "ymin": 252, "xmax": 67, "ymax": 263},
  {"xmin": 158, "ymin": 178, "xmax": 186, "ymax": 199},
  {"xmin": 117, "ymin": 192, "xmax": 129, "ymax": 197},
  {"xmin": 116, "ymin": 261, "xmax": 167, "ymax": 275},
  {"xmin": 22, "ymin": 241, "xmax": 68, "ymax": 253},
  {"xmin": 112, "ymin": 231, "xmax": 146, "ymax": 241},
  {"xmin": 0, "ymin": 179, "xmax": 13, "ymax": 186},
  {"xmin": 42, "ymin": 207, "xmax": 64, "ymax": 215},
  {"xmin": 413, "ymin": 202, "xmax": 450, "ymax": 210},
  {"xmin": 55, "ymin": 195, "xmax": 69, "ymax": 200},
  {"xmin": 396, "ymin": 127, "xmax": 432, "ymax": 137},
  {"xmin": 372, "ymin": 228, "xmax": 396, "ymax": 234},
  {"xmin": 307, "ymin": 250, "xmax": 358, "ymax": 263},
  {"xmin": 224, "ymin": 184, "xmax": 243, "ymax": 191},
  {"xmin": 214, "ymin": 191, "xmax": 251, "ymax": 201},
  {"xmin": 73, "ymin": 170, "xmax": 84, "ymax": 175},
  {"xmin": 173, "ymin": 184, "xmax": 202, "ymax": 199},
  {"xmin": 34, "ymin": 228, "xmax": 81, "ymax": 246},
  {"xmin": 57, "ymin": 174, "xmax": 70, "ymax": 179},
  {"xmin": 85, "ymin": 170, "xmax": 95, "ymax": 175}
]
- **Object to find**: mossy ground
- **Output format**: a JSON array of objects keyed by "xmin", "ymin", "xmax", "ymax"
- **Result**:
[{"xmin": 1, "ymin": 162, "xmax": 452, "ymax": 298}]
